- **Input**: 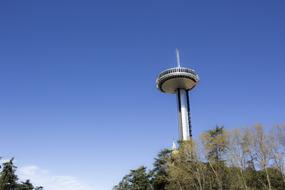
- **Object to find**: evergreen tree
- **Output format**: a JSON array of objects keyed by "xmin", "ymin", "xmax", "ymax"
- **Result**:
[
  {"xmin": 0, "ymin": 158, "xmax": 43, "ymax": 190},
  {"xmin": 17, "ymin": 180, "xmax": 34, "ymax": 190},
  {"xmin": 0, "ymin": 158, "xmax": 18, "ymax": 190},
  {"xmin": 151, "ymin": 149, "xmax": 172, "ymax": 190},
  {"xmin": 113, "ymin": 166, "xmax": 152, "ymax": 190}
]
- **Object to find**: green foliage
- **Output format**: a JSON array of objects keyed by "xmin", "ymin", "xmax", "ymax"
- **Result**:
[
  {"xmin": 202, "ymin": 126, "xmax": 228, "ymax": 162},
  {"xmin": 0, "ymin": 159, "xmax": 18, "ymax": 190},
  {"xmin": 18, "ymin": 180, "xmax": 34, "ymax": 190},
  {"xmin": 151, "ymin": 149, "xmax": 172, "ymax": 190},
  {"xmin": 113, "ymin": 166, "xmax": 152, "ymax": 190},
  {"xmin": 0, "ymin": 159, "xmax": 43, "ymax": 190},
  {"xmin": 114, "ymin": 125, "xmax": 285, "ymax": 190}
]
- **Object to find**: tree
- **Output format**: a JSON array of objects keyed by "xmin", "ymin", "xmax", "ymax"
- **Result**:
[
  {"xmin": 113, "ymin": 166, "xmax": 152, "ymax": 190},
  {"xmin": 201, "ymin": 126, "xmax": 229, "ymax": 190},
  {"xmin": 226, "ymin": 128, "xmax": 249, "ymax": 189},
  {"xmin": 252, "ymin": 125, "xmax": 272, "ymax": 190},
  {"xmin": 0, "ymin": 158, "xmax": 43, "ymax": 190},
  {"xmin": 166, "ymin": 140, "xmax": 207, "ymax": 190},
  {"xmin": 18, "ymin": 180, "xmax": 34, "ymax": 190},
  {"xmin": 0, "ymin": 158, "xmax": 18, "ymax": 190},
  {"xmin": 268, "ymin": 126, "xmax": 285, "ymax": 185},
  {"xmin": 202, "ymin": 126, "xmax": 228, "ymax": 162},
  {"xmin": 151, "ymin": 149, "xmax": 172, "ymax": 190},
  {"xmin": 115, "ymin": 125, "xmax": 285, "ymax": 190}
]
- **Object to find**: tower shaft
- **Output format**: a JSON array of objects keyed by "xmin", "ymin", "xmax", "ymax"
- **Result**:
[{"xmin": 176, "ymin": 89, "xmax": 192, "ymax": 140}]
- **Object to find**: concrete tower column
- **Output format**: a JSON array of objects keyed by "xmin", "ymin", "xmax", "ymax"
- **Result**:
[{"xmin": 176, "ymin": 89, "xmax": 191, "ymax": 141}]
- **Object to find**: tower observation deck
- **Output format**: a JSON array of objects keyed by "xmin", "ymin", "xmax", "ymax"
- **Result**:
[{"xmin": 156, "ymin": 50, "xmax": 199, "ymax": 141}]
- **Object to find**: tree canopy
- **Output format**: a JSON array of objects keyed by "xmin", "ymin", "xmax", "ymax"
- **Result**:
[
  {"xmin": 0, "ymin": 158, "xmax": 43, "ymax": 190},
  {"xmin": 114, "ymin": 125, "xmax": 285, "ymax": 190}
]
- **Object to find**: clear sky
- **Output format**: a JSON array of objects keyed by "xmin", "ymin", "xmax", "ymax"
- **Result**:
[{"xmin": 0, "ymin": 0, "xmax": 285, "ymax": 189}]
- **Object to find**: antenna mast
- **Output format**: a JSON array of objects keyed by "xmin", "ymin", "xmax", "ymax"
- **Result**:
[{"xmin": 176, "ymin": 49, "xmax": 181, "ymax": 67}]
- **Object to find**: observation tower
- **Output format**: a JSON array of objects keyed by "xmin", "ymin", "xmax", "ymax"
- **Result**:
[{"xmin": 156, "ymin": 50, "xmax": 199, "ymax": 141}]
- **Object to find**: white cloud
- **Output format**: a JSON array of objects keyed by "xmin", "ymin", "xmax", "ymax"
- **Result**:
[{"xmin": 18, "ymin": 165, "xmax": 94, "ymax": 190}]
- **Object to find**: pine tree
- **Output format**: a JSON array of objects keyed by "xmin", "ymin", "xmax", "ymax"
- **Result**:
[
  {"xmin": 113, "ymin": 166, "xmax": 152, "ymax": 190},
  {"xmin": 151, "ymin": 149, "xmax": 172, "ymax": 190},
  {"xmin": 17, "ymin": 180, "xmax": 34, "ymax": 190},
  {"xmin": 0, "ymin": 158, "xmax": 43, "ymax": 190},
  {"xmin": 0, "ymin": 158, "xmax": 18, "ymax": 190}
]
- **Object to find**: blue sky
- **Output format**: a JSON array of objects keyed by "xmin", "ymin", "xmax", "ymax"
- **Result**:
[{"xmin": 0, "ymin": 0, "xmax": 285, "ymax": 189}]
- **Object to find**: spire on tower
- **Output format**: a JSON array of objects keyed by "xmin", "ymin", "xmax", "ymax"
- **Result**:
[{"xmin": 176, "ymin": 49, "xmax": 181, "ymax": 67}]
